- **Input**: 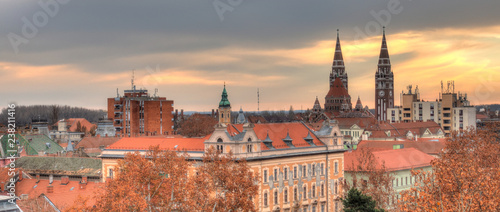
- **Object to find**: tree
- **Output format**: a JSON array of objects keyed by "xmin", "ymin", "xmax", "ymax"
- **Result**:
[
  {"xmin": 194, "ymin": 147, "xmax": 259, "ymax": 211},
  {"xmin": 344, "ymin": 148, "xmax": 395, "ymax": 210},
  {"xmin": 89, "ymin": 125, "xmax": 97, "ymax": 136},
  {"xmin": 76, "ymin": 121, "xmax": 82, "ymax": 132},
  {"xmin": 342, "ymin": 188, "xmax": 385, "ymax": 212},
  {"xmin": 179, "ymin": 113, "xmax": 217, "ymax": 137},
  {"xmin": 399, "ymin": 124, "xmax": 500, "ymax": 211},
  {"xmin": 69, "ymin": 146, "xmax": 258, "ymax": 211}
]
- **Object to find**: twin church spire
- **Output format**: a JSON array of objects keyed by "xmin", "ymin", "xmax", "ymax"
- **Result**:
[{"xmin": 325, "ymin": 27, "xmax": 394, "ymax": 120}]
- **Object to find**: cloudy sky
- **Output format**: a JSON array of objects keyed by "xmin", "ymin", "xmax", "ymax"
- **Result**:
[{"xmin": 1, "ymin": 0, "xmax": 499, "ymax": 112}]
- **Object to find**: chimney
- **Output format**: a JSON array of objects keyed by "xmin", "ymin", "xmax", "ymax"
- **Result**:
[
  {"xmin": 81, "ymin": 176, "xmax": 88, "ymax": 185},
  {"xmin": 49, "ymin": 174, "xmax": 53, "ymax": 184},
  {"xmin": 61, "ymin": 176, "xmax": 69, "ymax": 185},
  {"xmin": 36, "ymin": 174, "xmax": 40, "ymax": 183},
  {"xmin": 79, "ymin": 176, "xmax": 88, "ymax": 190},
  {"xmin": 47, "ymin": 185, "xmax": 54, "ymax": 193}
]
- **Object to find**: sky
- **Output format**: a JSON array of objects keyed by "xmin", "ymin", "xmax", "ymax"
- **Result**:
[{"xmin": 1, "ymin": 0, "xmax": 499, "ymax": 112}]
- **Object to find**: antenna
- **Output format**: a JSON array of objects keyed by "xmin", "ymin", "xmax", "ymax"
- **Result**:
[
  {"xmin": 154, "ymin": 88, "xmax": 158, "ymax": 97},
  {"xmin": 131, "ymin": 70, "xmax": 135, "ymax": 90},
  {"xmin": 257, "ymin": 88, "xmax": 260, "ymax": 114}
]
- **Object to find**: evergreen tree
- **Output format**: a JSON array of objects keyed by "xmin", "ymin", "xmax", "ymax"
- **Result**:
[{"xmin": 342, "ymin": 188, "xmax": 385, "ymax": 212}]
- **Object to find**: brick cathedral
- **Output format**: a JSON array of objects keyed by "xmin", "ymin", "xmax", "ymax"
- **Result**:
[{"xmin": 314, "ymin": 28, "xmax": 393, "ymax": 121}]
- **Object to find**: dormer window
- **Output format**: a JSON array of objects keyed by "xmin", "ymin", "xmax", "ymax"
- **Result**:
[{"xmin": 248, "ymin": 138, "xmax": 252, "ymax": 142}]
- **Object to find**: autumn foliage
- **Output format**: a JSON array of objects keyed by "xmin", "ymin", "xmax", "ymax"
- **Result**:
[
  {"xmin": 179, "ymin": 113, "xmax": 217, "ymax": 137},
  {"xmin": 69, "ymin": 146, "xmax": 258, "ymax": 211},
  {"xmin": 344, "ymin": 148, "xmax": 395, "ymax": 211},
  {"xmin": 399, "ymin": 124, "xmax": 500, "ymax": 211}
]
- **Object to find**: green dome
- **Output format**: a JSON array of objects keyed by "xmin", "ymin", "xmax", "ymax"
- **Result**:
[{"xmin": 219, "ymin": 85, "xmax": 231, "ymax": 108}]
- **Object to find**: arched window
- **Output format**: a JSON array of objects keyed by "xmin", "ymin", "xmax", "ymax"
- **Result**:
[
  {"xmin": 294, "ymin": 187, "xmax": 298, "ymax": 201},
  {"xmin": 274, "ymin": 190, "xmax": 278, "ymax": 205},
  {"xmin": 264, "ymin": 192, "xmax": 268, "ymax": 206},
  {"xmin": 284, "ymin": 188, "xmax": 288, "ymax": 203},
  {"xmin": 248, "ymin": 137, "xmax": 252, "ymax": 142},
  {"xmin": 303, "ymin": 186, "xmax": 307, "ymax": 200},
  {"xmin": 217, "ymin": 138, "xmax": 223, "ymax": 153}
]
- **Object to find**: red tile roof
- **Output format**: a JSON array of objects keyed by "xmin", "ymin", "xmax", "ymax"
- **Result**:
[
  {"xmin": 106, "ymin": 136, "xmax": 207, "ymax": 151},
  {"xmin": 366, "ymin": 120, "xmax": 443, "ymax": 138},
  {"xmin": 345, "ymin": 147, "xmax": 435, "ymax": 172},
  {"xmin": 356, "ymin": 139, "xmax": 446, "ymax": 155},
  {"xmin": 326, "ymin": 77, "xmax": 349, "ymax": 98},
  {"xmin": 334, "ymin": 117, "xmax": 377, "ymax": 128},
  {"xmin": 76, "ymin": 136, "xmax": 121, "ymax": 149},
  {"xmin": 15, "ymin": 179, "xmax": 103, "ymax": 210},
  {"xmin": 57, "ymin": 118, "xmax": 96, "ymax": 132},
  {"xmin": 231, "ymin": 123, "xmax": 325, "ymax": 150}
]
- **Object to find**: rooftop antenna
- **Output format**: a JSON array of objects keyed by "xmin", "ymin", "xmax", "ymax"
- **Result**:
[
  {"xmin": 131, "ymin": 70, "xmax": 135, "ymax": 90},
  {"xmin": 257, "ymin": 88, "xmax": 260, "ymax": 114},
  {"xmin": 154, "ymin": 88, "xmax": 158, "ymax": 97}
]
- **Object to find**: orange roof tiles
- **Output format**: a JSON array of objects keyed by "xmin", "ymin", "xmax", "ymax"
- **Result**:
[
  {"xmin": 76, "ymin": 136, "xmax": 121, "ymax": 149},
  {"xmin": 345, "ymin": 147, "xmax": 435, "ymax": 172},
  {"xmin": 366, "ymin": 120, "xmax": 443, "ymax": 138},
  {"xmin": 106, "ymin": 136, "xmax": 206, "ymax": 151},
  {"xmin": 356, "ymin": 139, "xmax": 446, "ymax": 155},
  {"xmin": 231, "ymin": 123, "xmax": 325, "ymax": 150},
  {"xmin": 57, "ymin": 118, "xmax": 96, "ymax": 132},
  {"xmin": 15, "ymin": 179, "xmax": 103, "ymax": 210}
]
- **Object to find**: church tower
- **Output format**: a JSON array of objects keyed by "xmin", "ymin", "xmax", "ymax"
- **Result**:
[
  {"xmin": 218, "ymin": 84, "xmax": 231, "ymax": 125},
  {"xmin": 375, "ymin": 27, "xmax": 394, "ymax": 121},
  {"xmin": 330, "ymin": 29, "xmax": 348, "ymax": 92}
]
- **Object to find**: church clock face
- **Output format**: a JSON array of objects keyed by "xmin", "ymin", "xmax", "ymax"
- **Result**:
[{"xmin": 379, "ymin": 90, "xmax": 385, "ymax": 97}]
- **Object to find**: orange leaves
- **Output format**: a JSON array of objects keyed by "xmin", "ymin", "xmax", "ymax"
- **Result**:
[
  {"xmin": 399, "ymin": 124, "xmax": 500, "ymax": 211},
  {"xmin": 69, "ymin": 145, "xmax": 258, "ymax": 211}
]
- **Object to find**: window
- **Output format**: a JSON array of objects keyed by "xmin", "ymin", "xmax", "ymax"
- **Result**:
[
  {"xmin": 321, "ymin": 183, "xmax": 325, "ymax": 196},
  {"xmin": 303, "ymin": 165, "xmax": 306, "ymax": 178},
  {"xmin": 312, "ymin": 164, "xmax": 316, "ymax": 176},
  {"xmin": 303, "ymin": 186, "xmax": 307, "ymax": 200},
  {"xmin": 217, "ymin": 138, "xmax": 223, "ymax": 153},
  {"xmin": 274, "ymin": 190, "xmax": 278, "ymax": 205},
  {"xmin": 284, "ymin": 167, "xmax": 288, "ymax": 180},
  {"xmin": 335, "ymin": 181, "xmax": 338, "ymax": 194},
  {"xmin": 284, "ymin": 188, "xmax": 288, "ymax": 203},
  {"xmin": 294, "ymin": 166, "xmax": 297, "ymax": 179},
  {"xmin": 263, "ymin": 170, "xmax": 268, "ymax": 183},
  {"xmin": 321, "ymin": 163, "xmax": 325, "ymax": 175},
  {"xmin": 312, "ymin": 184, "xmax": 316, "ymax": 198},
  {"xmin": 303, "ymin": 206, "xmax": 307, "ymax": 212},
  {"xmin": 334, "ymin": 161, "xmax": 339, "ymax": 174},
  {"xmin": 264, "ymin": 192, "xmax": 268, "ymax": 207},
  {"xmin": 109, "ymin": 168, "xmax": 113, "ymax": 178},
  {"xmin": 294, "ymin": 187, "xmax": 298, "ymax": 201},
  {"xmin": 312, "ymin": 205, "xmax": 316, "ymax": 212},
  {"xmin": 321, "ymin": 204, "xmax": 325, "ymax": 212},
  {"xmin": 274, "ymin": 168, "xmax": 278, "ymax": 181}
]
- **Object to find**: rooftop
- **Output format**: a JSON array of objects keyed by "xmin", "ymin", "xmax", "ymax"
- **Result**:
[{"xmin": 345, "ymin": 147, "xmax": 435, "ymax": 172}]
